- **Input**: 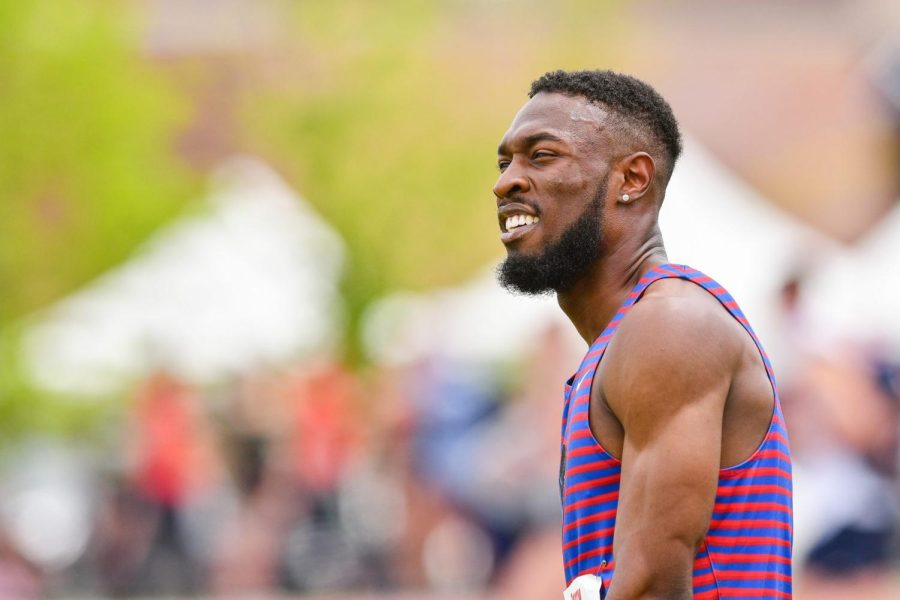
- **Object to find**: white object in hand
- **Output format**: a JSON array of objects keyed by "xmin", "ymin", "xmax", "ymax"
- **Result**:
[{"xmin": 563, "ymin": 573, "xmax": 604, "ymax": 600}]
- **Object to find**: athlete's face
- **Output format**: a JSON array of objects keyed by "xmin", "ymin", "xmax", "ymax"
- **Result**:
[{"xmin": 494, "ymin": 92, "xmax": 614, "ymax": 294}]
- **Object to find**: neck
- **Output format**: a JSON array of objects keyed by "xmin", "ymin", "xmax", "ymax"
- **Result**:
[{"xmin": 557, "ymin": 229, "xmax": 668, "ymax": 344}]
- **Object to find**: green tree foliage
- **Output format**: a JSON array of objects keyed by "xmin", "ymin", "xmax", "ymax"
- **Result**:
[
  {"xmin": 0, "ymin": 0, "xmax": 196, "ymax": 440},
  {"xmin": 0, "ymin": 0, "xmax": 197, "ymax": 326},
  {"xmin": 243, "ymin": 0, "xmax": 625, "ymax": 357}
]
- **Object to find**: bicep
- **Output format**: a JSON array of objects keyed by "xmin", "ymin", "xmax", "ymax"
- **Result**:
[{"xmin": 612, "ymin": 389, "xmax": 725, "ymax": 597}]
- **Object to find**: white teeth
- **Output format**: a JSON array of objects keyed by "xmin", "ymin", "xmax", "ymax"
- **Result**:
[{"xmin": 504, "ymin": 214, "xmax": 540, "ymax": 231}]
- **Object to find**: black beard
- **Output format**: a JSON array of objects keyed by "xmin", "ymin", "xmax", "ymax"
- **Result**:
[{"xmin": 497, "ymin": 182, "xmax": 606, "ymax": 295}]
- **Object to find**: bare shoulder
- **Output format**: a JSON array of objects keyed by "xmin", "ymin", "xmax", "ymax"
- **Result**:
[{"xmin": 601, "ymin": 278, "xmax": 744, "ymax": 422}]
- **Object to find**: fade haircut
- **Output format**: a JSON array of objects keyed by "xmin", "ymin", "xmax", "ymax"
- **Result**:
[{"xmin": 529, "ymin": 69, "xmax": 683, "ymax": 183}]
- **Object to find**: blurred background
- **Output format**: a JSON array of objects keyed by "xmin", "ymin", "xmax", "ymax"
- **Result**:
[{"xmin": 2, "ymin": 0, "xmax": 900, "ymax": 598}]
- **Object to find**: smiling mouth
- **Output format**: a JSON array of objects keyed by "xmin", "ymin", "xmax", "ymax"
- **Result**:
[{"xmin": 500, "ymin": 213, "xmax": 541, "ymax": 243}]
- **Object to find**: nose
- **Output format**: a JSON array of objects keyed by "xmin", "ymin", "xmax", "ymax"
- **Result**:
[{"xmin": 493, "ymin": 158, "xmax": 531, "ymax": 202}]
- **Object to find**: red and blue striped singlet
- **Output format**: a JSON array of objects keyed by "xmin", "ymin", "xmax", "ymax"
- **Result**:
[{"xmin": 560, "ymin": 264, "xmax": 793, "ymax": 599}]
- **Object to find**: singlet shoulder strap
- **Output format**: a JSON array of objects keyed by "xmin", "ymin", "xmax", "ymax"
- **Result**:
[
  {"xmin": 580, "ymin": 263, "xmax": 676, "ymax": 356},
  {"xmin": 566, "ymin": 263, "xmax": 676, "ymax": 398},
  {"xmin": 634, "ymin": 264, "xmax": 779, "ymax": 390},
  {"xmin": 570, "ymin": 263, "xmax": 778, "ymax": 394}
]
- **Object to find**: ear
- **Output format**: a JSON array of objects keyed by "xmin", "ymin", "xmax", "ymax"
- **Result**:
[{"xmin": 617, "ymin": 152, "xmax": 655, "ymax": 204}]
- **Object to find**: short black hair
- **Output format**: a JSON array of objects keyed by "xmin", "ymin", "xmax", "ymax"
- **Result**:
[{"xmin": 529, "ymin": 69, "xmax": 682, "ymax": 181}]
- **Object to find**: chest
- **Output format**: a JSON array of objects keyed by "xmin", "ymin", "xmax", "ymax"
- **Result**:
[
  {"xmin": 561, "ymin": 357, "xmax": 624, "ymax": 464},
  {"xmin": 560, "ymin": 360, "xmax": 621, "ymax": 498}
]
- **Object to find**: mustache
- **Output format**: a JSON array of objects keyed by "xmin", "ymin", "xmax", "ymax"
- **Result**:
[{"xmin": 500, "ymin": 196, "xmax": 542, "ymax": 215}]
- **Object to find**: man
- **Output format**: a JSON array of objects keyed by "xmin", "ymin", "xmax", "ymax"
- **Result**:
[{"xmin": 493, "ymin": 70, "xmax": 792, "ymax": 599}]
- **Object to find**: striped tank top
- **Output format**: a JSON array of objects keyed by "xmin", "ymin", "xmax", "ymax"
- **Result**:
[{"xmin": 560, "ymin": 264, "xmax": 793, "ymax": 598}]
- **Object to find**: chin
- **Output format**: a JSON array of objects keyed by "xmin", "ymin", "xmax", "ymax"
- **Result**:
[{"xmin": 504, "ymin": 239, "xmax": 543, "ymax": 256}]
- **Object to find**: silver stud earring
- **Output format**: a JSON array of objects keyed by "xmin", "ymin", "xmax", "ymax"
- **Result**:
[{"xmin": 621, "ymin": 194, "xmax": 630, "ymax": 203}]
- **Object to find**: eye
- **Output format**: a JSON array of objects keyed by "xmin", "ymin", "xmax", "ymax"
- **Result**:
[
  {"xmin": 497, "ymin": 159, "xmax": 510, "ymax": 172},
  {"xmin": 532, "ymin": 150, "xmax": 556, "ymax": 161}
]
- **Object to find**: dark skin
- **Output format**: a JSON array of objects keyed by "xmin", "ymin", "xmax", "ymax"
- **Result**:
[{"xmin": 494, "ymin": 92, "xmax": 774, "ymax": 599}]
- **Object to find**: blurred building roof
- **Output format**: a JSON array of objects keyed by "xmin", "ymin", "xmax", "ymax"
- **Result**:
[
  {"xmin": 142, "ymin": 0, "xmax": 284, "ymax": 57},
  {"xmin": 629, "ymin": 0, "xmax": 900, "ymax": 242}
]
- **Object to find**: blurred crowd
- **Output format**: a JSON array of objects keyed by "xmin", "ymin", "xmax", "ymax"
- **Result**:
[
  {"xmin": 1, "ymin": 275, "xmax": 900, "ymax": 598},
  {"xmin": 777, "ymin": 272, "xmax": 900, "ymax": 596},
  {"xmin": 0, "ymin": 325, "xmax": 577, "ymax": 599}
]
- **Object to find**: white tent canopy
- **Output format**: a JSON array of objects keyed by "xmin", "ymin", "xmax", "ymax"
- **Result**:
[
  {"xmin": 23, "ymin": 157, "xmax": 345, "ymax": 395},
  {"xmin": 803, "ymin": 204, "xmax": 900, "ymax": 346}
]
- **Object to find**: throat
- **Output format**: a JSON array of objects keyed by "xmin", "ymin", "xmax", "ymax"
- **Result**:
[{"xmin": 557, "ymin": 251, "xmax": 668, "ymax": 344}]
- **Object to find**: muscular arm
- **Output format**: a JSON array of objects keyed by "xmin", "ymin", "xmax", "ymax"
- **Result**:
[{"xmin": 599, "ymin": 293, "xmax": 740, "ymax": 600}]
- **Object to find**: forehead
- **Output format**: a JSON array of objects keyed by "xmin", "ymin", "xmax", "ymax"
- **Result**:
[{"xmin": 499, "ymin": 92, "xmax": 609, "ymax": 151}]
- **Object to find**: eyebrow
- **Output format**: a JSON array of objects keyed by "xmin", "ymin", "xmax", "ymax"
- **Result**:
[{"xmin": 497, "ymin": 131, "xmax": 566, "ymax": 155}]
